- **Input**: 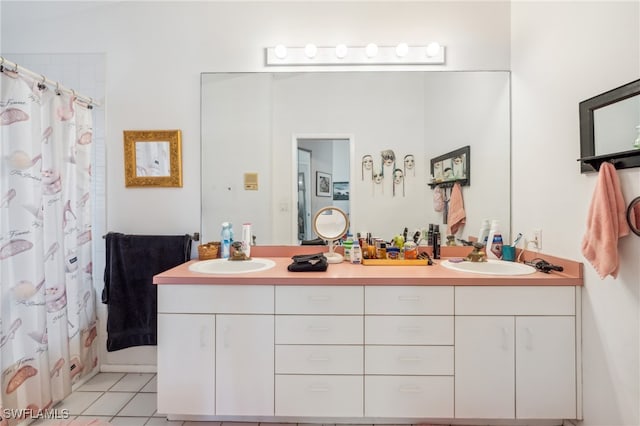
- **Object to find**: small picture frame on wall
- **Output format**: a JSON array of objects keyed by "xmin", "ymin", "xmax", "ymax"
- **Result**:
[
  {"xmin": 333, "ymin": 182, "xmax": 349, "ymax": 200},
  {"xmin": 123, "ymin": 129, "xmax": 183, "ymax": 187},
  {"xmin": 316, "ymin": 171, "xmax": 332, "ymax": 197}
]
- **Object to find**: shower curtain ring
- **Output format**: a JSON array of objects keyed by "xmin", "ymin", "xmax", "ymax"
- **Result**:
[
  {"xmin": 40, "ymin": 74, "xmax": 46, "ymax": 85},
  {"xmin": 55, "ymin": 82, "xmax": 60, "ymax": 94}
]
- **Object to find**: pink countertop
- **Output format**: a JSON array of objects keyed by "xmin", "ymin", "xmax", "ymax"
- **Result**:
[{"xmin": 153, "ymin": 247, "xmax": 583, "ymax": 286}]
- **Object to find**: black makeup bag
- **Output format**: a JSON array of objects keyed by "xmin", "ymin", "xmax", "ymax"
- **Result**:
[{"xmin": 287, "ymin": 253, "xmax": 329, "ymax": 272}]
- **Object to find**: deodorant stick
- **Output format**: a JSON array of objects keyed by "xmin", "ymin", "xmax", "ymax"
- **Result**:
[{"xmin": 241, "ymin": 223, "xmax": 252, "ymax": 258}]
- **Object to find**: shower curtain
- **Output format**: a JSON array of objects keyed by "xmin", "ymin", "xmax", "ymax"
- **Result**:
[{"xmin": 0, "ymin": 68, "xmax": 98, "ymax": 420}]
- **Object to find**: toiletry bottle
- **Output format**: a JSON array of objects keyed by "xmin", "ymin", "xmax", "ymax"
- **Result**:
[
  {"xmin": 486, "ymin": 220, "xmax": 503, "ymax": 259},
  {"xmin": 343, "ymin": 234, "xmax": 353, "ymax": 262},
  {"xmin": 477, "ymin": 219, "xmax": 490, "ymax": 248},
  {"xmin": 432, "ymin": 225, "xmax": 441, "ymax": 259},
  {"xmin": 221, "ymin": 222, "xmax": 233, "ymax": 259},
  {"xmin": 351, "ymin": 240, "xmax": 362, "ymax": 264},
  {"xmin": 241, "ymin": 223, "xmax": 252, "ymax": 258}
]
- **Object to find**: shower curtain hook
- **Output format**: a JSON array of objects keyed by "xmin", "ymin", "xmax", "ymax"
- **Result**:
[
  {"xmin": 71, "ymin": 89, "xmax": 76, "ymax": 99},
  {"xmin": 55, "ymin": 81, "xmax": 61, "ymax": 95}
]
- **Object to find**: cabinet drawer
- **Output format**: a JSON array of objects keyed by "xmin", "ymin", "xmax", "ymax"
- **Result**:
[
  {"xmin": 365, "ymin": 345, "xmax": 453, "ymax": 375},
  {"xmin": 276, "ymin": 286, "xmax": 363, "ymax": 314},
  {"xmin": 276, "ymin": 315, "xmax": 363, "ymax": 344},
  {"xmin": 158, "ymin": 285, "xmax": 274, "ymax": 314},
  {"xmin": 455, "ymin": 286, "xmax": 575, "ymax": 315},
  {"xmin": 364, "ymin": 376, "xmax": 453, "ymax": 418},
  {"xmin": 365, "ymin": 316, "xmax": 453, "ymax": 345},
  {"xmin": 276, "ymin": 345, "xmax": 363, "ymax": 374},
  {"xmin": 365, "ymin": 286, "xmax": 453, "ymax": 315},
  {"xmin": 275, "ymin": 375, "xmax": 363, "ymax": 417}
]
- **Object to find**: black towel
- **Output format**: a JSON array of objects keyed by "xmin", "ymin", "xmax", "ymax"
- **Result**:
[{"xmin": 102, "ymin": 233, "xmax": 192, "ymax": 352}]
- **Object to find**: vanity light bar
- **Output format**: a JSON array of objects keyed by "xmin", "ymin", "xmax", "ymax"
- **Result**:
[{"xmin": 265, "ymin": 43, "xmax": 445, "ymax": 66}]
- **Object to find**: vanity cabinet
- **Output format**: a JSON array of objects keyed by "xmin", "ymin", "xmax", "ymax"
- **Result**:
[
  {"xmin": 364, "ymin": 286, "xmax": 454, "ymax": 418},
  {"xmin": 454, "ymin": 286, "xmax": 577, "ymax": 420},
  {"xmin": 274, "ymin": 286, "xmax": 364, "ymax": 417},
  {"xmin": 157, "ymin": 313, "xmax": 215, "ymax": 415},
  {"xmin": 157, "ymin": 285, "xmax": 274, "ymax": 417},
  {"xmin": 156, "ymin": 281, "xmax": 580, "ymax": 423}
]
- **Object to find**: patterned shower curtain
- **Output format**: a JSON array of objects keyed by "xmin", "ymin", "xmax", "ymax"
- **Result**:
[{"xmin": 0, "ymin": 68, "xmax": 98, "ymax": 422}]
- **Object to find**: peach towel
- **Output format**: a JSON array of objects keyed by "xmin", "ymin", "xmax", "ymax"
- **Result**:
[
  {"xmin": 581, "ymin": 162, "xmax": 629, "ymax": 279},
  {"xmin": 447, "ymin": 182, "xmax": 466, "ymax": 235}
]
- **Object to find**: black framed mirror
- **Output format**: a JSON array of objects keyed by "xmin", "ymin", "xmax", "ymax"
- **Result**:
[
  {"xmin": 579, "ymin": 78, "xmax": 640, "ymax": 173},
  {"xmin": 628, "ymin": 196, "xmax": 640, "ymax": 237}
]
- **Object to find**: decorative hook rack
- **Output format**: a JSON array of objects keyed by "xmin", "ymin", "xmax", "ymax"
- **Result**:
[{"xmin": 577, "ymin": 149, "xmax": 640, "ymax": 172}]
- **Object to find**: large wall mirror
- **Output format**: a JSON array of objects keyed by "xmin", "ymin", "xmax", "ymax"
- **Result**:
[{"xmin": 201, "ymin": 71, "xmax": 511, "ymax": 245}]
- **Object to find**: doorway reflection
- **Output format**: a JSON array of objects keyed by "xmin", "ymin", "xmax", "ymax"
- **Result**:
[{"xmin": 296, "ymin": 138, "xmax": 350, "ymax": 242}]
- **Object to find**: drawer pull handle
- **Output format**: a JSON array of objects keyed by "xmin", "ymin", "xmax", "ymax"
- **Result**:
[
  {"xmin": 398, "ymin": 296, "xmax": 420, "ymax": 302},
  {"xmin": 399, "ymin": 385, "xmax": 422, "ymax": 393},
  {"xmin": 309, "ymin": 295, "xmax": 331, "ymax": 302},
  {"xmin": 307, "ymin": 326, "xmax": 331, "ymax": 332},
  {"xmin": 308, "ymin": 356, "xmax": 331, "ymax": 362},
  {"xmin": 308, "ymin": 385, "xmax": 330, "ymax": 392},
  {"xmin": 398, "ymin": 357, "xmax": 423, "ymax": 362},
  {"xmin": 398, "ymin": 326, "xmax": 422, "ymax": 332},
  {"xmin": 501, "ymin": 327, "xmax": 510, "ymax": 350}
]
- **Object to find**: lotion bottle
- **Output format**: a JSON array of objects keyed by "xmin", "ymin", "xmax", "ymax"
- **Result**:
[
  {"xmin": 477, "ymin": 219, "xmax": 490, "ymax": 248},
  {"xmin": 241, "ymin": 223, "xmax": 252, "ymax": 258},
  {"xmin": 486, "ymin": 220, "xmax": 503, "ymax": 259}
]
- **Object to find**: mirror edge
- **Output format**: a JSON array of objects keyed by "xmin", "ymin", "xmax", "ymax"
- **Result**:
[
  {"xmin": 579, "ymin": 78, "xmax": 640, "ymax": 173},
  {"xmin": 627, "ymin": 196, "xmax": 640, "ymax": 237}
]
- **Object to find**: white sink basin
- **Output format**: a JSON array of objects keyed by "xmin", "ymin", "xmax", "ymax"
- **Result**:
[
  {"xmin": 188, "ymin": 258, "xmax": 276, "ymax": 274},
  {"xmin": 440, "ymin": 259, "xmax": 537, "ymax": 276}
]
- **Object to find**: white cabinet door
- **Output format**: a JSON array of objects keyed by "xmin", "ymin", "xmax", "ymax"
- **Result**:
[
  {"xmin": 455, "ymin": 316, "xmax": 515, "ymax": 419},
  {"xmin": 516, "ymin": 316, "xmax": 576, "ymax": 419},
  {"xmin": 157, "ymin": 313, "xmax": 215, "ymax": 415},
  {"xmin": 216, "ymin": 315, "xmax": 274, "ymax": 416}
]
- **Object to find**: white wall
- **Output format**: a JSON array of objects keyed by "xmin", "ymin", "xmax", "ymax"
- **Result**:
[
  {"xmin": 2, "ymin": 0, "xmax": 511, "ymax": 375},
  {"xmin": 511, "ymin": 2, "xmax": 640, "ymax": 425},
  {"xmin": 3, "ymin": 3, "xmax": 639, "ymax": 425}
]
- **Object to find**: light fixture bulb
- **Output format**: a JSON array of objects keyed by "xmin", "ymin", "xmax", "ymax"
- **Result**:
[
  {"xmin": 426, "ymin": 42, "xmax": 441, "ymax": 58},
  {"xmin": 365, "ymin": 43, "xmax": 378, "ymax": 58},
  {"xmin": 335, "ymin": 44, "xmax": 348, "ymax": 59},
  {"xmin": 304, "ymin": 44, "xmax": 317, "ymax": 58},
  {"xmin": 274, "ymin": 44, "xmax": 287, "ymax": 59},
  {"xmin": 395, "ymin": 43, "xmax": 409, "ymax": 58}
]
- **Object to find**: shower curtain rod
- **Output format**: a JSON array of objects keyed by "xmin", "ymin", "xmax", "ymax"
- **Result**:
[{"xmin": 0, "ymin": 56, "xmax": 101, "ymax": 108}]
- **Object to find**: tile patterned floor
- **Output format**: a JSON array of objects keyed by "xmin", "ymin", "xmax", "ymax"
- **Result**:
[{"xmin": 30, "ymin": 372, "xmax": 437, "ymax": 426}]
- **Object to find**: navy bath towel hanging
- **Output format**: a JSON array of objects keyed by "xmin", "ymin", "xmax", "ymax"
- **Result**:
[{"xmin": 102, "ymin": 233, "xmax": 192, "ymax": 352}]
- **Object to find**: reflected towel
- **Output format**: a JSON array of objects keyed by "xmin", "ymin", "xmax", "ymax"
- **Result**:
[
  {"xmin": 581, "ymin": 162, "xmax": 629, "ymax": 279},
  {"xmin": 447, "ymin": 182, "xmax": 466, "ymax": 235}
]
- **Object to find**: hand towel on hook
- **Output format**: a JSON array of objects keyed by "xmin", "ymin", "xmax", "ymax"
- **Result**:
[{"xmin": 581, "ymin": 162, "xmax": 629, "ymax": 279}]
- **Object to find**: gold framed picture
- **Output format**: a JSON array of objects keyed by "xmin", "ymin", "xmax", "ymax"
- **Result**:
[{"xmin": 123, "ymin": 130, "xmax": 182, "ymax": 187}]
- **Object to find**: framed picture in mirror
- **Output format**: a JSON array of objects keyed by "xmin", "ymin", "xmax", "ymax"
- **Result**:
[
  {"xmin": 430, "ymin": 145, "xmax": 471, "ymax": 186},
  {"xmin": 316, "ymin": 171, "xmax": 332, "ymax": 197},
  {"xmin": 123, "ymin": 130, "xmax": 182, "ymax": 187}
]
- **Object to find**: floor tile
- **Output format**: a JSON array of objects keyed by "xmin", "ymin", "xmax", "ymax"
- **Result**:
[
  {"xmin": 145, "ymin": 418, "xmax": 184, "ymax": 425},
  {"xmin": 55, "ymin": 391, "xmax": 104, "ymax": 415},
  {"xmin": 221, "ymin": 423, "xmax": 257, "ymax": 426},
  {"xmin": 140, "ymin": 375, "xmax": 157, "ymax": 392},
  {"xmin": 118, "ymin": 393, "xmax": 157, "ymax": 417},
  {"xmin": 110, "ymin": 416, "xmax": 149, "ymax": 425},
  {"xmin": 111, "ymin": 373, "xmax": 155, "ymax": 392},
  {"xmin": 83, "ymin": 392, "xmax": 136, "ymax": 416},
  {"xmin": 184, "ymin": 422, "xmax": 221, "ymax": 426},
  {"xmin": 77, "ymin": 372, "xmax": 126, "ymax": 392}
]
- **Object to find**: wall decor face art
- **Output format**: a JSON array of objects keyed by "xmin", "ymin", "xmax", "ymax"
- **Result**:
[
  {"xmin": 404, "ymin": 154, "xmax": 415, "ymax": 176},
  {"xmin": 362, "ymin": 150, "xmax": 416, "ymax": 197},
  {"xmin": 381, "ymin": 149, "xmax": 396, "ymax": 169},
  {"xmin": 393, "ymin": 168, "xmax": 404, "ymax": 197},
  {"xmin": 361, "ymin": 154, "xmax": 373, "ymax": 180}
]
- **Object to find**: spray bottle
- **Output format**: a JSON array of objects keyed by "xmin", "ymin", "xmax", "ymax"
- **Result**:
[{"xmin": 221, "ymin": 222, "xmax": 234, "ymax": 259}]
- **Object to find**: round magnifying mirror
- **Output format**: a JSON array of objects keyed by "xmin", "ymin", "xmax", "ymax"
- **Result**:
[
  {"xmin": 627, "ymin": 196, "xmax": 640, "ymax": 237},
  {"xmin": 313, "ymin": 206, "xmax": 350, "ymax": 264}
]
